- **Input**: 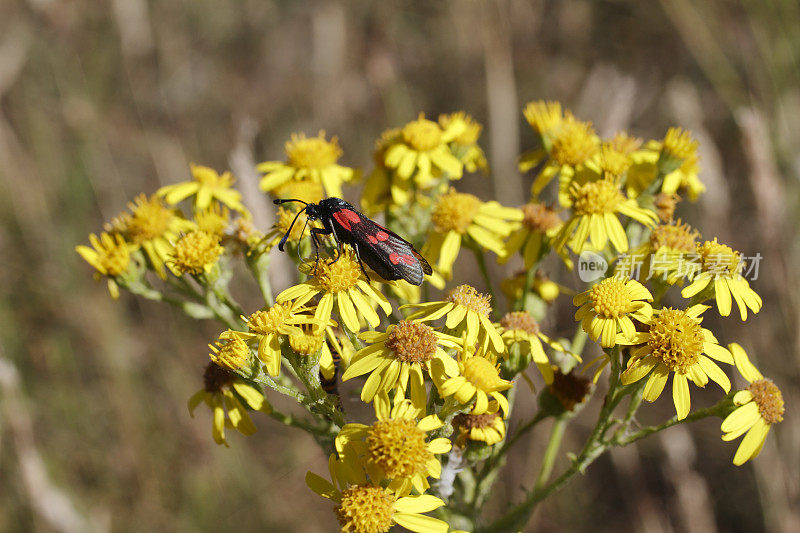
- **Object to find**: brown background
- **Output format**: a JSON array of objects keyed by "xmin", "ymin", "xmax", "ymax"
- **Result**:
[{"xmin": 1, "ymin": 0, "xmax": 798, "ymax": 531}]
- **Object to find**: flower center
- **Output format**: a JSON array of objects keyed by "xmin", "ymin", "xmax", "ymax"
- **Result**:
[
  {"xmin": 402, "ymin": 114, "xmax": 443, "ymax": 151},
  {"xmin": 747, "ymin": 379, "xmax": 784, "ymax": 425},
  {"xmin": 647, "ymin": 308, "xmax": 704, "ymax": 373},
  {"xmin": 662, "ymin": 127, "xmax": 698, "ymax": 161},
  {"xmin": 697, "ymin": 239, "xmax": 741, "ymax": 276},
  {"xmin": 589, "ymin": 277, "xmax": 634, "ymax": 318},
  {"xmin": 195, "ymin": 205, "xmax": 230, "ymax": 236},
  {"xmin": 462, "ymin": 357, "xmax": 508, "ymax": 392},
  {"xmin": 431, "ymin": 190, "xmax": 481, "ymax": 234},
  {"xmin": 385, "ymin": 321, "xmax": 437, "ymax": 364},
  {"xmin": 453, "ymin": 412, "xmax": 499, "ymax": 430},
  {"xmin": 289, "ymin": 325, "xmax": 324, "ymax": 356},
  {"xmin": 211, "ymin": 337, "xmax": 251, "ymax": 370},
  {"xmin": 285, "ymin": 132, "xmax": 342, "ymax": 169},
  {"xmin": 203, "ymin": 362, "xmax": 233, "ymax": 393},
  {"xmin": 571, "ymin": 179, "xmax": 624, "ymax": 216},
  {"xmin": 500, "ymin": 311, "xmax": 540, "ymax": 334},
  {"xmin": 170, "ymin": 231, "xmax": 224, "ymax": 275},
  {"xmin": 521, "ymin": 203, "xmax": 561, "ymax": 232},
  {"xmin": 523, "ymin": 100, "xmax": 563, "ymax": 136},
  {"xmin": 314, "ymin": 252, "xmax": 362, "ymax": 292},
  {"xmin": 549, "ymin": 370, "xmax": 593, "ymax": 411},
  {"xmin": 335, "ymin": 485, "xmax": 394, "ymax": 533},
  {"xmin": 125, "ymin": 194, "xmax": 174, "ymax": 242},
  {"xmin": 366, "ymin": 418, "xmax": 432, "ymax": 479},
  {"xmin": 598, "ymin": 145, "xmax": 632, "ymax": 177},
  {"xmin": 550, "ymin": 113, "xmax": 599, "ymax": 166},
  {"xmin": 446, "ymin": 285, "xmax": 492, "ymax": 317},
  {"xmin": 649, "ymin": 219, "xmax": 698, "ymax": 252},
  {"xmin": 246, "ymin": 303, "xmax": 293, "ymax": 335},
  {"xmin": 653, "ymin": 192, "xmax": 679, "ymax": 222}
]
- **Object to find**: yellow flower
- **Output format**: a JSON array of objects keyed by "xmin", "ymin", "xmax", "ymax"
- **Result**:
[
  {"xmin": 225, "ymin": 299, "xmax": 325, "ymax": 377},
  {"xmin": 438, "ymin": 112, "xmax": 488, "ymax": 173},
  {"xmin": 362, "ymin": 128, "xmax": 404, "ymax": 211},
  {"xmin": 208, "ymin": 333, "xmax": 251, "ymax": 370},
  {"xmin": 681, "ymin": 239, "xmax": 762, "ymax": 320},
  {"xmin": 75, "ymin": 231, "xmax": 135, "ymax": 299},
  {"xmin": 263, "ymin": 205, "xmax": 312, "ymax": 250},
  {"xmin": 276, "ymin": 251, "xmax": 392, "ymax": 333},
  {"xmin": 167, "ymin": 230, "xmax": 224, "ymax": 276},
  {"xmin": 272, "ymin": 178, "xmax": 326, "ymax": 205},
  {"xmin": 452, "ymin": 412, "xmax": 506, "ymax": 446},
  {"xmin": 436, "ymin": 352, "xmax": 513, "ymax": 416},
  {"xmin": 616, "ymin": 219, "xmax": 700, "ymax": 284},
  {"xmin": 627, "ymin": 130, "xmax": 705, "ymax": 201},
  {"xmin": 722, "ymin": 343, "xmax": 784, "ymax": 465},
  {"xmin": 553, "ymin": 178, "xmax": 658, "ymax": 254},
  {"xmin": 157, "ymin": 163, "xmax": 246, "ymax": 213},
  {"xmin": 341, "ymin": 320, "xmax": 461, "ymax": 410},
  {"xmin": 499, "ymin": 202, "xmax": 563, "ymax": 268},
  {"xmin": 522, "ymin": 100, "xmax": 564, "ymax": 141},
  {"xmin": 110, "ymin": 193, "xmax": 196, "ymax": 277},
  {"xmin": 306, "ymin": 462, "xmax": 449, "ymax": 533},
  {"xmin": 574, "ymin": 276, "xmax": 653, "ymax": 348},
  {"xmin": 423, "ymin": 188, "xmax": 522, "ymax": 277},
  {"xmin": 498, "ymin": 311, "xmax": 576, "ymax": 383},
  {"xmin": 522, "ymin": 111, "xmax": 601, "ymax": 197},
  {"xmin": 188, "ymin": 363, "xmax": 271, "ymax": 446},
  {"xmin": 383, "ymin": 113, "xmax": 465, "ymax": 188},
  {"xmin": 194, "ymin": 202, "xmax": 231, "ymax": 236},
  {"xmin": 334, "ymin": 399, "xmax": 452, "ymax": 495},
  {"xmin": 660, "ymin": 127, "xmax": 699, "ymax": 173},
  {"xmin": 404, "ymin": 285, "xmax": 505, "ymax": 354},
  {"xmin": 620, "ymin": 305, "xmax": 734, "ymax": 420},
  {"xmin": 258, "ymin": 131, "xmax": 357, "ymax": 198}
]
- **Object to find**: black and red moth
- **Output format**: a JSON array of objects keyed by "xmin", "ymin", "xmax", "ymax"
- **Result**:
[{"xmin": 273, "ymin": 197, "xmax": 432, "ymax": 286}]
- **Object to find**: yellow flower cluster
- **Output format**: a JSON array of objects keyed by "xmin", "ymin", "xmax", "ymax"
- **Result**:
[{"xmin": 76, "ymin": 100, "xmax": 780, "ymax": 533}]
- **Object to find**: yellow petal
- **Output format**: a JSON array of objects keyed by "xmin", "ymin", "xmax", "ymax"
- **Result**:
[{"xmin": 672, "ymin": 373, "xmax": 691, "ymax": 420}]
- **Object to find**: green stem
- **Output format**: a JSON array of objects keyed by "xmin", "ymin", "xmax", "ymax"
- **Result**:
[
  {"xmin": 613, "ymin": 401, "xmax": 729, "ymax": 446},
  {"xmin": 534, "ymin": 416, "xmax": 568, "ymax": 491},
  {"xmin": 516, "ymin": 264, "xmax": 538, "ymax": 312},
  {"xmin": 571, "ymin": 327, "xmax": 589, "ymax": 358},
  {"xmin": 247, "ymin": 253, "xmax": 274, "ymax": 306}
]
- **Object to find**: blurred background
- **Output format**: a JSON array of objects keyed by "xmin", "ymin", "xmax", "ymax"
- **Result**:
[{"xmin": 1, "ymin": 0, "xmax": 798, "ymax": 531}]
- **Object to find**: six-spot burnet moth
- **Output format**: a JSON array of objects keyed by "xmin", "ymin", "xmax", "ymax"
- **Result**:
[{"xmin": 273, "ymin": 197, "xmax": 433, "ymax": 286}]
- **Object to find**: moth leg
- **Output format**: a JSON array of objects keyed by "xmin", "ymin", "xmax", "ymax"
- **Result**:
[
  {"xmin": 352, "ymin": 241, "xmax": 372, "ymax": 282},
  {"xmin": 327, "ymin": 223, "xmax": 345, "ymax": 265},
  {"xmin": 310, "ymin": 227, "xmax": 332, "ymax": 275}
]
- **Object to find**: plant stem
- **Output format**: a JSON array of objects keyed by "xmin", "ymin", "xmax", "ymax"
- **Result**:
[
  {"xmin": 473, "ymin": 248, "xmax": 496, "ymax": 310},
  {"xmin": 534, "ymin": 416, "xmax": 568, "ymax": 491}
]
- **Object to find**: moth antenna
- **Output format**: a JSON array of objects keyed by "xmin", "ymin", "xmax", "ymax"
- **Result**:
[
  {"xmin": 278, "ymin": 206, "xmax": 308, "ymax": 251},
  {"xmin": 273, "ymin": 198, "xmax": 309, "ymax": 206}
]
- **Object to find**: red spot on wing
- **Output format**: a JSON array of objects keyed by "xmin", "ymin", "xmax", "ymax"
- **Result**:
[
  {"xmin": 342, "ymin": 209, "xmax": 361, "ymax": 223},
  {"xmin": 375, "ymin": 231, "xmax": 389, "ymax": 241},
  {"xmin": 332, "ymin": 211, "xmax": 352, "ymax": 230},
  {"xmin": 401, "ymin": 254, "xmax": 416, "ymax": 265},
  {"xmin": 389, "ymin": 252, "xmax": 400, "ymax": 264},
  {"xmin": 367, "ymin": 235, "xmax": 378, "ymax": 244}
]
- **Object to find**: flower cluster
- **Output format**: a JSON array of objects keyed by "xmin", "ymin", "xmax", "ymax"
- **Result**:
[{"xmin": 77, "ymin": 100, "xmax": 781, "ymax": 532}]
